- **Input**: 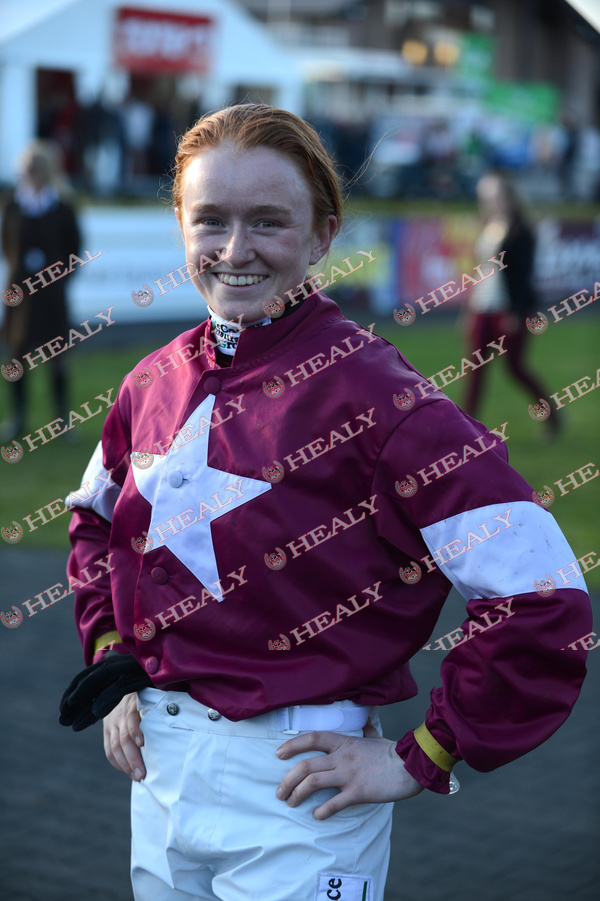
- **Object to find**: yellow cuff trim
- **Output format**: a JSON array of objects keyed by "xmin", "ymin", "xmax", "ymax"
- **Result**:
[
  {"xmin": 94, "ymin": 630, "xmax": 122, "ymax": 655},
  {"xmin": 414, "ymin": 723, "xmax": 457, "ymax": 773}
]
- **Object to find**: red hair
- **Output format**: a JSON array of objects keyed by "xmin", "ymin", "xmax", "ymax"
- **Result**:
[{"xmin": 173, "ymin": 103, "xmax": 343, "ymax": 235}]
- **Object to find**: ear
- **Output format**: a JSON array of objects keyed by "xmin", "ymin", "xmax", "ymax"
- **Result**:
[{"xmin": 309, "ymin": 215, "xmax": 337, "ymax": 266}]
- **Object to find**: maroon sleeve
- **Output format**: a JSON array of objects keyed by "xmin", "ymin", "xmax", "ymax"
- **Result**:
[
  {"xmin": 67, "ymin": 381, "xmax": 132, "ymax": 664},
  {"xmin": 372, "ymin": 399, "xmax": 592, "ymax": 792},
  {"xmin": 68, "ymin": 509, "xmax": 122, "ymax": 664}
]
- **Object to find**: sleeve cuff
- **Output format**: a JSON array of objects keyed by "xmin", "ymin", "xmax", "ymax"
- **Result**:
[
  {"xmin": 92, "ymin": 630, "xmax": 123, "ymax": 662},
  {"xmin": 396, "ymin": 722, "xmax": 461, "ymax": 794}
]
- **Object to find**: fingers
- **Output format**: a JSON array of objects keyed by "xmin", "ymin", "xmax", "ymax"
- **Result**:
[
  {"xmin": 103, "ymin": 693, "xmax": 146, "ymax": 782},
  {"xmin": 312, "ymin": 789, "xmax": 355, "ymax": 821},
  {"xmin": 276, "ymin": 744, "xmax": 336, "ymax": 802},
  {"xmin": 275, "ymin": 731, "xmax": 344, "ymax": 814},
  {"xmin": 286, "ymin": 770, "xmax": 347, "ymax": 821},
  {"xmin": 276, "ymin": 730, "xmax": 344, "ymax": 760},
  {"xmin": 275, "ymin": 750, "xmax": 362, "ymax": 822},
  {"xmin": 362, "ymin": 720, "xmax": 381, "ymax": 739},
  {"xmin": 276, "ymin": 732, "xmax": 426, "ymax": 820}
]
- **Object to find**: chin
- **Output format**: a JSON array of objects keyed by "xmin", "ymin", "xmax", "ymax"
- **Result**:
[{"xmin": 210, "ymin": 298, "xmax": 265, "ymax": 324}]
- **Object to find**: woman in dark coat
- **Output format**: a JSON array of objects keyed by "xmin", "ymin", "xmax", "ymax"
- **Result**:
[
  {"xmin": 1, "ymin": 139, "xmax": 80, "ymax": 437},
  {"xmin": 462, "ymin": 171, "xmax": 556, "ymax": 432}
]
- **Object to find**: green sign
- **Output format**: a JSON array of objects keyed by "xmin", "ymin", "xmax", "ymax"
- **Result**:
[
  {"xmin": 484, "ymin": 81, "xmax": 559, "ymax": 124},
  {"xmin": 457, "ymin": 33, "xmax": 494, "ymax": 86}
]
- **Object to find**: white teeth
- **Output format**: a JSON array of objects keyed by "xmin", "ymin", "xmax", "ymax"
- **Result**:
[{"xmin": 217, "ymin": 273, "xmax": 267, "ymax": 286}]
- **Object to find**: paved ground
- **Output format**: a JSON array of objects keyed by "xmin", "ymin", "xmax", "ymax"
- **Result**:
[{"xmin": 0, "ymin": 548, "xmax": 598, "ymax": 901}]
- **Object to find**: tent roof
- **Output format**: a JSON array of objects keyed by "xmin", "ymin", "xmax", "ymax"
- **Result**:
[
  {"xmin": 0, "ymin": 0, "xmax": 79, "ymax": 43},
  {"xmin": 0, "ymin": 0, "xmax": 299, "ymax": 83}
]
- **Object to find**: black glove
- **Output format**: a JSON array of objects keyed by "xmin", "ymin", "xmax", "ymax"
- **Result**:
[{"xmin": 59, "ymin": 652, "xmax": 154, "ymax": 731}]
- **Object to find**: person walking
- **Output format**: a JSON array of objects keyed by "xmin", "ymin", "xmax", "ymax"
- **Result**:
[{"xmin": 462, "ymin": 171, "xmax": 556, "ymax": 433}]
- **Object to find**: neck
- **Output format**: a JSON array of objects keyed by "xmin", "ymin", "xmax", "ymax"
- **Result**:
[{"xmin": 208, "ymin": 308, "xmax": 272, "ymax": 356}]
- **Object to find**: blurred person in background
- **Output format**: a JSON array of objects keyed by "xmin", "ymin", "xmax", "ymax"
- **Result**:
[
  {"xmin": 119, "ymin": 93, "xmax": 155, "ymax": 184},
  {"xmin": 75, "ymin": 95, "xmax": 125, "ymax": 196},
  {"xmin": 461, "ymin": 170, "xmax": 557, "ymax": 435},
  {"xmin": 1, "ymin": 139, "xmax": 81, "ymax": 439},
  {"xmin": 149, "ymin": 99, "xmax": 177, "ymax": 178},
  {"xmin": 558, "ymin": 110, "xmax": 579, "ymax": 200},
  {"xmin": 422, "ymin": 120, "xmax": 458, "ymax": 198}
]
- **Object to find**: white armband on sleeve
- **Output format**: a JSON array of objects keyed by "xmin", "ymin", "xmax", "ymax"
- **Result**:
[
  {"xmin": 65, "ymin": 440, "xmax": 122, "ymax": 523},
  {"xmin": 420, "ymin": 500, "xmax": 586, "ymax": 600}
]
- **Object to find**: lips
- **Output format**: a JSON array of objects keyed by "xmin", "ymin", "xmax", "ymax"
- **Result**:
[{"xmin": 216, "ymin": 273, "xmax": 267, "ymax": 286}]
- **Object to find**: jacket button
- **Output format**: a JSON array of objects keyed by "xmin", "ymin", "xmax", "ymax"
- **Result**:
[
  {"xmin": 207, "ymin": 708, "xmax": 221, "ymax": 721},
  {"xmin": 166, "ymin": 703, "xmax": 179, "ymax": 716},
  {"xmin": 167, "ymin": 469, "xmax": 184, "ymax": 488},
  {"xmin": 145, "ymin": 656, "xmax": 159, "ymax": 674},
  {"xmin": 204, "ymin": 377, "xmax": 221, "ymax": 395},
  {"xmin": 151, "ymin": 567, "xmax": 168, "ymax": 584}
]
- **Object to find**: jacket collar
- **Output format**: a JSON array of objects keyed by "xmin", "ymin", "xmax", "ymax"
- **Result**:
[{"xmin": 199, "ymin": 292, "xmax": 344, "ymax": 373}]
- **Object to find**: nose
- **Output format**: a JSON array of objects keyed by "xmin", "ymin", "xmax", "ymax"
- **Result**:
[{"xmin": 222, "ymin": 225, "xmax": 256, "ymax": 268}]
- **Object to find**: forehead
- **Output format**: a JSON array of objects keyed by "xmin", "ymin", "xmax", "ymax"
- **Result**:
[{"xmin": 180, "ymin": 143, "xmax": 312, "ymax": 215}]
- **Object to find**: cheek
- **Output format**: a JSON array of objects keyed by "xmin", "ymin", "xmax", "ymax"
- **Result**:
[{"xmin": 274, "ymin": 236, "xmax": 314, "ymax": 276}]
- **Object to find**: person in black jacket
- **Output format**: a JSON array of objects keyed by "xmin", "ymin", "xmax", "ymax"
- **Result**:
[
  {"xmin": 462, "ymin": 171, "xmax": 556, "ymax": 433},
  {"xmin": 1, "ymin": 139, "xmax": 81, "ymax": 438}
]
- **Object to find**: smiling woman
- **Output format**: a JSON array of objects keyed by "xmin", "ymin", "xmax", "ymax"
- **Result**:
[
  {"xmin": 59, "ymin": 103, "xmax": 592, "ymax": 901},
  {"xmin": 175, "ymin": 149, "xmax": 336, "ymax": 325},
  {"xmin": 171, "ymin": 104, "xmax": 341, "ymax": 330}
]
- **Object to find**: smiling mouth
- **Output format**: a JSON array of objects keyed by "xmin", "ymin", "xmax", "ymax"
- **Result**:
[{"xmin": 216, "ymin": 273, "xmax": 267, "ymax": 286}]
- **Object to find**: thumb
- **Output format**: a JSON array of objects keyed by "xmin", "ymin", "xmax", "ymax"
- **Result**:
[{"xmin": 362, "ymin": 719, "xmax": 382, "ymax": 739}]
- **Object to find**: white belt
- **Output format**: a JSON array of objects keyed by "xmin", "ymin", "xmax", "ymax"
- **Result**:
[
  {"xmin": 138, "ymin": 689, "xmax": 372, "ymax": 737},
  {"xmin": 275, "ymin": 703, "xmax": 370, "ymax": 735}
]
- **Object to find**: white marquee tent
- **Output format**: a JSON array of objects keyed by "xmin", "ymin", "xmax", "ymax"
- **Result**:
[{"xmin": 0, "ymin": 0, "xmax": 302, "ymax": 180}]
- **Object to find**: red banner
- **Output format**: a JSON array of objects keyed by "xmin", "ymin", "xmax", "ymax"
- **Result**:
[{"xmin": 114, "ymin": 7, "xmax": 213, "ymax": 74}]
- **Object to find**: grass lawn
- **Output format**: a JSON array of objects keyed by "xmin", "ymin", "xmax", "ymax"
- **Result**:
[{"xmin": 1, "ymin": 313, "xmax": 599, "ymax": 588}]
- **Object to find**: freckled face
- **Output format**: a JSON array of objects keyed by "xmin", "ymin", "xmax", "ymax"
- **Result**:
[{"xmin": 176, "ymin": 143, "xmax": 336, "ymax": 324}]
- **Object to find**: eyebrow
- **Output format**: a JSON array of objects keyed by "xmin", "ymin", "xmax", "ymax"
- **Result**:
[{"xmin": 189, "ymin": 203, "xmax": 293, "ymax": 217}]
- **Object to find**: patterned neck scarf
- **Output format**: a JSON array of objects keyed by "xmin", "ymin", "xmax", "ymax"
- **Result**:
[{"xmin": 208, "ymin": 308, "xmax": 272, "ymax": 356}]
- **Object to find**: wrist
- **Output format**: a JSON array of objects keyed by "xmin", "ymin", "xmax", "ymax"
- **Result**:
[
  {"xmin": 92, "ymin": 630, "xmax": 123, "ymax": 662},
  {"xmin": 396, "ymin": 722, "xmax": 460, "ymax": 794}
]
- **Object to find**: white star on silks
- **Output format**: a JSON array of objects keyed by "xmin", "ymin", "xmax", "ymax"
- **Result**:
[{"xmin": 132, "ymin": 394, "xmax": 270, "ymax": 598}]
